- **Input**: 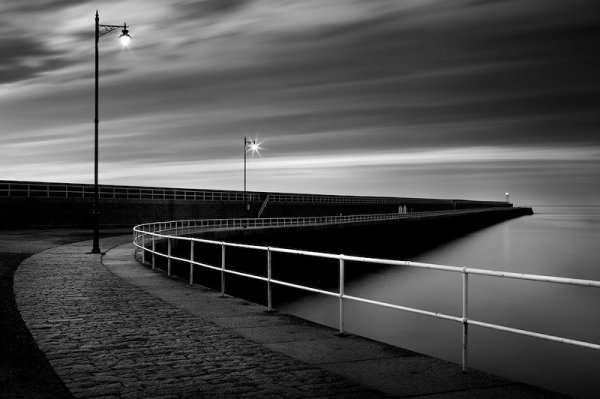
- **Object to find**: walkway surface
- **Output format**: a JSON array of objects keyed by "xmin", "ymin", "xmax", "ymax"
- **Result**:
[{"xmin": 13, "ymin": 235, "xmax": 565, "ymax": 398}]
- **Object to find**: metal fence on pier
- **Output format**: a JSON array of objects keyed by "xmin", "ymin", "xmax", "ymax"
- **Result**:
[
  {"xmin": 0, "ymin": 180, "xmax": 509, "ymax": 207},
  {"xmin": 132, "ymin": 209, "xmax": 599, "ymax": 372}
]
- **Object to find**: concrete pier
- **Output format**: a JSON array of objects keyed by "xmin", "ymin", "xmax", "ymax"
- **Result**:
[{"xmin": 11, "ymin": 234, "xmax": 564, "ymax": 398}]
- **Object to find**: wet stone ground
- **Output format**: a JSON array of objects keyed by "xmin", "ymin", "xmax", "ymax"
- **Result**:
[{"xmin": 13, "ymin": 236, "xmax": 383, "ymax": 398}]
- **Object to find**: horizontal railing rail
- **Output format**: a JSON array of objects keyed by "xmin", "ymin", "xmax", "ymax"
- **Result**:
[
  {"xmin": 133, "ymin": 207, "xmax": 517, "ymax": 236},
  {"xmin": 0, "ymin": 180, "xmax": 509, "ymax": 207},
  {"xmin": 0, "ymin": 180, "xmax": 261, "ymax": 202},
  {"xmin": 262, "ymin": 193, "xmax": 508, "ymax": 207},
  {"xmin": 131, "ymin": 208, "xmax": 599, "ymax": 372}
]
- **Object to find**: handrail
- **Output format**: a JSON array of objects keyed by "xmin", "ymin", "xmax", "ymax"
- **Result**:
[
  {"xmin": 132, "ymin": 208, "xmax": 600, "ymax": 373},
  {"xmin": 0, "ymin": 180, "xmax": 261, "ymax": 202},
  {"xmin": 0, "ymin": 180, "xmax": 510, "ymax": 207},
  {"xmin": 133, "ymin": 207, "xmax": 519, "ymax": 236}
]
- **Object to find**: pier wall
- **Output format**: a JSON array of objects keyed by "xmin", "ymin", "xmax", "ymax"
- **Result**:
[
  {"xmin": 0, "ymin": 180, "xmax": 512, "ymax": 229},
  {"xmin": 197, "ymin": 207, "xmax": 533, "ymax": 260},
  {"xmin": 155, "ymin": 207, "xmax": 533, "ymax": 305},
  {"xmin": 0, "ymin": 197, "xmax": 247, "ymax": 229}
]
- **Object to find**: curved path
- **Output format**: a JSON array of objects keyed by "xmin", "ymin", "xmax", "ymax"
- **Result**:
[{"xmin": 13, "ymin": 235, "xmax": 564, "ymax": 398}]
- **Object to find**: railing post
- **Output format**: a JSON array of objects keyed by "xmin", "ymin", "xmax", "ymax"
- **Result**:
[
  {"xmin": 339, "ymin": 255, "xmax": 345, "ymax": 335},
  {"xmin": 220, "ymin": 243, "xmax": 226, "ymax": 297},
  {"xmin": 141, "ymin": 233, "xmax": 146, "ymax": 264},
  {"xmin": 152, "ymin": 235, "xmax": 156, "ymax": 271},
  {"xmin": 189, "ymin": 241, "xmax": 194, "ymax": 285},
  {"xmin": 267, "ymin": 248, "xmax": 273, "ymax": 312},
  {"xmin": 462, "ymin": 267, "xmax": 469, "ymax": 372},
  {"xmin": 167, "ymin": 238, "xmax": 172, "ymax": 277}
]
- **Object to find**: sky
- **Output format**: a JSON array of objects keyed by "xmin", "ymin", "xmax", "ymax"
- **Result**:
[{"xmin": 1, "ymin": 0, "xmax": 599, "ymax": 206}]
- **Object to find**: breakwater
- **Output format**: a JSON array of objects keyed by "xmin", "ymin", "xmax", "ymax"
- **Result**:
[
  {"xmin": 134, "ymin": 206, "xmax": 600, "ymax": 399},
  {"xmin": 0, "ymin": 180, "xmax": 511, "ymax": 228},
  {"xmin": 148, "ymin": 207, "xmax": 533, "ymax": 307},
  {"xmin": 202, "ymin": 206, "xmax": 533, "ymax": 259}
]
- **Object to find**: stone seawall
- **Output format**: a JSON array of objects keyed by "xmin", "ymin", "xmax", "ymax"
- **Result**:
[
  {"xmin": 0, "ymin": 197, "xmax": 248, "ymax": 229},
  {"xmin": 0, "ymin": 196, "xmax": 513, "ymax": 229},
  {"xmin": 154, "ymin": 207, "xmax": 533, "ymax": 306},
  {"xmin": 198, "ymin": 207, "xmax": 533, "ymax": 259}
]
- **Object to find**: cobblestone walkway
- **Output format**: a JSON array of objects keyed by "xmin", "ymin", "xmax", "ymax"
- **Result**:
[{"xmin": 14, "ymin": 236, "xmax": 383, "ymax": 398}]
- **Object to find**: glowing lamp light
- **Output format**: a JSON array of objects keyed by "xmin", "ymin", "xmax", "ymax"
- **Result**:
[
  {"xmin": 249, "ymin": 141, "xmax": 260, "ymax": 153},
  {"xmin": 119, "ymin": 25, "xmax": 131, "ymax": 46}
]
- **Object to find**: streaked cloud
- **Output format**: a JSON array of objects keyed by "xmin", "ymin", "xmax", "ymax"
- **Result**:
[{"xmin": 0, "ymin": 0, "xmax": 599, "ymax": 205}]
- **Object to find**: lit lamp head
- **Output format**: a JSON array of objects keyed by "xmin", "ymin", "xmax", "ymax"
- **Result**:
[
  {"xmin": 249, "ymin": 141, "xmax": 260, "ymax": 152},
  {"xmin": 119, "ymin": 23, "xmax": 131, "ymax": 46}
]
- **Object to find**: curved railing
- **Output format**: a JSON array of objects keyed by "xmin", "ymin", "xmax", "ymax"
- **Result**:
[
  {"xmin": 132, "ymin": 208, "xmax": 511, "ymax": 237},
  {"xmin": 132, "ymin": 208, "xmax": 600, "ymax": 372}
]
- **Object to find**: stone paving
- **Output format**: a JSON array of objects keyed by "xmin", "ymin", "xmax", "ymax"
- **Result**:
[
  {"xmin": 13, "ymin": 235, "xmax": 566, "ymax": 398},
  {"xmin": 14, "ymin": 236, "xmax": 383, "ymax": 398}
]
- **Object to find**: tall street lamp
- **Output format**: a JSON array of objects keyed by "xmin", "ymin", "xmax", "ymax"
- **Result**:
[
  {"xmin": 244, "ymin": 136, "xmax": 260, "ymax": 212},
  {"xmin": 92, "ymin": 11, "xmax": 132, "ymax": 254}
]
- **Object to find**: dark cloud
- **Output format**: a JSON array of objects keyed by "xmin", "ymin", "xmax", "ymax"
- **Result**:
[
  {"xmin": 175, "ymin": 0, "xmax": 251, "ymax": 20},
  {"xmin": 0, "ymin": 36, "xmax": 68, "ymax": 84},
  {"xmin": 0, "ymin": 0, "xmax": 92, "ymax": 13}
]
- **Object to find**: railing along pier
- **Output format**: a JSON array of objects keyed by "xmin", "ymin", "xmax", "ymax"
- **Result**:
[
  {"xmin": 132, "ymin": 210, "xmax": 600, "ymax": 372},
  {"xmin": 1, "ymin": 180, "xmax": 510, "ymax": 208}
]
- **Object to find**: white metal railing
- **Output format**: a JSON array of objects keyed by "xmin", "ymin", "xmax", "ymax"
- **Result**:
[
  {"xmin": 133, "ymin": 208, "xmax": 517, "ymax": 237},
  {"xmin": 131, "ymin": 208, "xmax": 599, "ymax": 372},
  {"xmin": 251, "ymin": 192, "xmax": 508, "ymax": 207},
  {"xmin": 0, "ymin": 180, "xmax": 510, "ymax": 207},
  {"xmin": 0, "ymin": 180, "xmax": 261, "ymax": 202}
]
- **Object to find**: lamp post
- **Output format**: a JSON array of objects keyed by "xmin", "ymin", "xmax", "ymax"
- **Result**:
[
  {"xmin": 505, "ymin": 192, "xmax": 510, "ymax": 204},
  {"xmin": 244, "ymin": 136, "xmax": 260, "ymax": 212},
  {"xmin": 92, "ymin": 11, "xmax": 132, "ymax": 254}
]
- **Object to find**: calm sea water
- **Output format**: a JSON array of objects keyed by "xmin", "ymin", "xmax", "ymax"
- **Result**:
[{"xmin": 280, "ymin": 207, "xmax": 600, "ymax": 398}]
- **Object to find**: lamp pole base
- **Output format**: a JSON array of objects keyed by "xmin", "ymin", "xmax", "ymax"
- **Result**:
[{"xmin": 91, "ymin": 210, "xmax": 101, "ymax": 254}]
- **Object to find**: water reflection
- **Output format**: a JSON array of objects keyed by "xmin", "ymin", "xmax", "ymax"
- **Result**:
[{"xmin": 280, "ymin": 207, "xmax": 600, "ymax": 398}]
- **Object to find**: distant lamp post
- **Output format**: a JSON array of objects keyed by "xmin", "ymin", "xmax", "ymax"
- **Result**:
[
  {"xmin": 244, "ymin": 137, "xmax": 261, "ymax": 212},
  {"xmin": 92, "ymin": 11, "xmax": 132, "ymax": 254},
  {"xmin": 505, "ymin": 192, "xmax": 510, "ymax": 203}
]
